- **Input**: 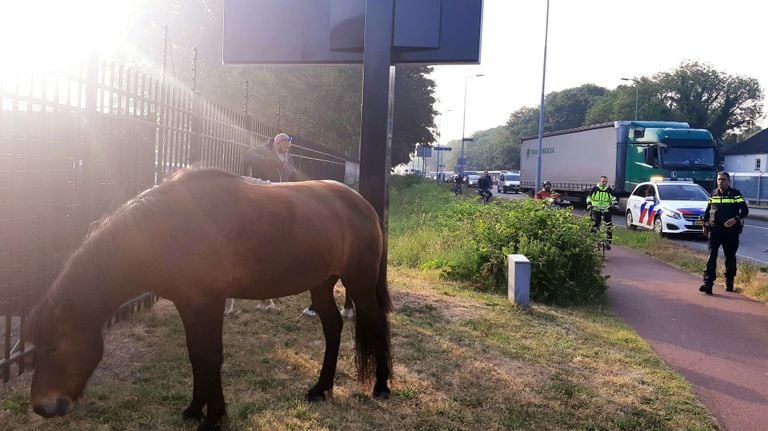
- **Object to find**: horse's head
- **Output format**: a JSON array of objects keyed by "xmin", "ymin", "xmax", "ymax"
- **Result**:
[{"xmin": 26, "ymin": 298, "xmax": 104, "ymax": 418}]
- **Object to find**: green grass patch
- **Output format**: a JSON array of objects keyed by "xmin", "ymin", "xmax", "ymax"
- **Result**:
[{"xmin": 389, "ymin": 176, "xmax": 606, "ymax": 305}]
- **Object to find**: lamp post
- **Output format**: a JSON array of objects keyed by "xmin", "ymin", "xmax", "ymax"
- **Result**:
[
  {"xmin": 535, "ymin": 0, "xmax": 550, "ymax": 192},
  {"xmin": 621, "ymin": 77, "xmax": 639, "ymax": 121},
  {"xmin": 460, "ymin": 73, "xmax": 484, "ymax": 176},
  {"xmin": 437, "ymin": 109, "xmax": 452, "ymax": 181}
]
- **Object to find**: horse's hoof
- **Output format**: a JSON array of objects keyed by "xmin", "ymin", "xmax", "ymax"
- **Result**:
[
  {"xmin": 307, "ymin": 390, "xmax": 326, "ymax": 403},
  {"xmin": 197, "ymin": 417, "xmax": 225, "ymax": 431},
  {"xmin": 183, "ymin": 407, "xmax": 204, "ymax": 421},
  {"xmin": 373, "ymin": 386, "xmax": 391, "ymax": 399},
  {"xmin": 197, "ymin": 420, "xmax": 222, "ymax": 431}
]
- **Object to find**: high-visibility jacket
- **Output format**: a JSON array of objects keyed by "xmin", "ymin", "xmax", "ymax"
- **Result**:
[
  {"xmin": 704, "ymin": 187, "xmax": 749, "ymax": 230},
  {"xmin": 586, "ymin": 184, "xmax": 617, "ymax": 211}
]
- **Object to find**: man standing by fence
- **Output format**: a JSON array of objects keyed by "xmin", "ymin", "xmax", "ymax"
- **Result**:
[
  {"xmin": 700, "ymin": 171, "xmax": 749, "ymax": 294},
  {"xmin": 239, "ymin": 132, "xmax": 299, "ymax": 311},
  {"xmin": 243, "ymin": 132, "xmax": 299, "ymax": 182}
]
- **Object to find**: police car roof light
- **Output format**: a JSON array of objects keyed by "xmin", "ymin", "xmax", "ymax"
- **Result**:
[{"xmin": 650, "ymin": 176, "xmax": 693, "ymax": 183}]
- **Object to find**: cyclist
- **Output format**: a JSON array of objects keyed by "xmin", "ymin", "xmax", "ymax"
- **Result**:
[
  {"xmin": 586, "ymin": 176, "xmax": 619, "ymax": 250},
  {"xmin": 452, "ymin": 173, "xmax": 463, "ymax": 195},
  {"xmin": 534, "ymin": 180, "xmax": 561, "ymax": 205},
  {"xmin": 477, "ymin": 170, "xmax": 493, "ymax": 203}
]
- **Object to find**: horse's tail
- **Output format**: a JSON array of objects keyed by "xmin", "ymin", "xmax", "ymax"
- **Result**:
[{"xmin": 354, "ymin": 239, "xmax": 392, "ymax": 384}]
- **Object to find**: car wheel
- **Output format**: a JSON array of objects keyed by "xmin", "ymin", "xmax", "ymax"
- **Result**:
[
  {"xmin": 653, "ymin": 216, "xmax": 664, "ymax": 236},
  {"xmin": 625, "ymin": 211, "xmax": 637, "ymax": 230}
]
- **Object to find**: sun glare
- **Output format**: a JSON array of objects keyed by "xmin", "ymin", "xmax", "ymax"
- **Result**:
[{"xmin": 0, "ymin": 0, "xmax": 129, "ymax": 71}]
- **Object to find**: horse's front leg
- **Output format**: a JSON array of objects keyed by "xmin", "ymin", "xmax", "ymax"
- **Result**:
[
  {"xmin": 307, "ymin": 279, "xmax": 343, "ymax": 402},
  {"xmin": 175, "ymin": 299, "xmax": 227, "ymax": 431}
]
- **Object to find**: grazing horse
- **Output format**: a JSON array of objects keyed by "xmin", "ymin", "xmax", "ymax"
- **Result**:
[{"xmin": 25, "ymin": 168, "xmax": 392, "ymax": 431}]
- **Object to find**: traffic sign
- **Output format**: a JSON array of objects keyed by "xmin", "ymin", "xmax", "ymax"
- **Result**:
[{"xmin": 433, "ymin": 146, "xmax": 452, "ymax": 151}]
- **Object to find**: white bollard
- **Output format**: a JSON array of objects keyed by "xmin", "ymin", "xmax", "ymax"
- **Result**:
[{"xmin": 507, "ymin": 254, "xmax": 530, "ymax": 309}]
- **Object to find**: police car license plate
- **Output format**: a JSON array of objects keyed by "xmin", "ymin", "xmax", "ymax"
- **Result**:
[{"xmin": 695, "ymin": 220, "xmax": 703, "ymax": 226}]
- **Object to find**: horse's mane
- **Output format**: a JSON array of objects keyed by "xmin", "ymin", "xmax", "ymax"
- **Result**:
[
  {"xmin": 28, "ymin": 168, "xmax": 247, "ymax": 341},
  {"xmin": 86, "ymin": 168, "xmax": 240, "ymax": 241},
  {"xmin": 46, "ymin": 168, "xmax": 242, "ymax": 306}
]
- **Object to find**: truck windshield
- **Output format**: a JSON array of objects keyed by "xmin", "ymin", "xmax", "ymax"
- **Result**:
[
  {"xmin": 658, "ymin": 184, "xmax": 710, "ymax": 201},
  {"xmin": 660, "ymin": 147, "xmax": 715, "ymax": 169}
]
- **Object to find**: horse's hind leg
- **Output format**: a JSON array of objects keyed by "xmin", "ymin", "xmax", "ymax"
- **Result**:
[
  {"xmin": 307, "ymin": 276, "xmax": 342, "ymax": 402},
  {"xmin": 175, "ymin": 300, "xmax": 227, "ymax": 431}
]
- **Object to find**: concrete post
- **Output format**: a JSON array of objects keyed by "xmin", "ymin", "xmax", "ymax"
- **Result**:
[{"xmin": 508, "ymin": 254, "xmax": 530, "ymax": 309}]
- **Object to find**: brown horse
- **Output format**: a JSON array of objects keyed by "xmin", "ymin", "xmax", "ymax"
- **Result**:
[{"xmin": 25, "ymin": 168, "xmax": 392, "ymax": 430}]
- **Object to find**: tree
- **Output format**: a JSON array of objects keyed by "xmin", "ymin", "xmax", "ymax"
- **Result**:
[
  {"xmin": 391, "ymin": 65, "xmax": 438, "ymax": 167},
  {"xmin": 110, "ymin": 0, "xmax": 438, "ymax": 165},
  {"xmin": 544, "ymin": 84, "xmax": 608, "ymax": 130},
  {"xmin": 656, "ymin": 61, "xmax": 764, "ymax": 141},
  {"xmin": 585, "ymin": 78, "xmax": 671, "ymax": 124}
]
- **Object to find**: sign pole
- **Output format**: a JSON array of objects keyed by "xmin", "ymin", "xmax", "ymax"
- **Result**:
[{"xmin": 359, "ymin": 0, "xmax": 396, "ymax": 275}]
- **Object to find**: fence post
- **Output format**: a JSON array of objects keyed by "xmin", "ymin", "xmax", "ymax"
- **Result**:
[
  {"xmin": 84, "ymin": 48, "xmax": 100, "ymax": 224},
  {"xmin": 190, "ymin": 92, "xmax": 201, "ymax": 164}
]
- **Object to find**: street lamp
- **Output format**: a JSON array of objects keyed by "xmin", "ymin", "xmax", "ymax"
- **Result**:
[
  {"xmin": 535, "ymin": 0, "xmax": 550, "ymax": 192},
  {"xmin": 460, "ymin": 73, "xmax": 484, "ymax": 176},
  {"xmin": 621, "ymin": 77, "xmax": 639, "ymax": 121},
  {"xmin": 436, "ymin": 109, "xmax": 453, "ymax": 181}
]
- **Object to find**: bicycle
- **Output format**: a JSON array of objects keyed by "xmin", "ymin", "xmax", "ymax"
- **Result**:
[
  {"xmin": 589, "ymin": 205, "xmax": 617, "ymax": 259},
  {"xmin": 478, "ymin": 188, "xmax": 492, "ymax": 204},
  {"xmin": 451, "ymin": 182, "xmax": 462, "ymax": 195}
]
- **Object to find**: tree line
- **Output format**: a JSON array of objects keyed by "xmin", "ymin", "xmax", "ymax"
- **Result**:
[{"xmin": 442, "ymin": 61, "xmax": 764, "ymax": 172}]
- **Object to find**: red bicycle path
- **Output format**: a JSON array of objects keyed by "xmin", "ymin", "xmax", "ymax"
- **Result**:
[{"xmin": 605, "ymin": 246, "xmax": 768, "ymax": 431}]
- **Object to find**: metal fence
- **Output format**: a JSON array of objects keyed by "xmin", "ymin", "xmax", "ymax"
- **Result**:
[
  {"xmin": 729, "ymin": 172, "xmax": 768, "ymax": 205},
  {"xmin": 0, "ymin": 52, "xmax": 355, "ymax": 383}
]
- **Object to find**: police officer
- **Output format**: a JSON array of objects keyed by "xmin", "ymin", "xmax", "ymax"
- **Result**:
[
  {"xmin": 700, "ymin": 171, "xmax": 749, "ymax": 294},
  {"xmin": 586, "ymin": 176, "xmax": 619, "ymax": 250}
]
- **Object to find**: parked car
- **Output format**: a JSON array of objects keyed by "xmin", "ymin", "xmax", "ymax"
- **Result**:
[
  {"xmin": 497, "ymin": 172, "xmax": 520, "ymax": 193},
  {"xmin": 466, "ymin": 174, "xmax": 480, "ymax": 188},
  {"xmin": 625, "ymin": 179, "xmax": 709, "ymax": 235}
]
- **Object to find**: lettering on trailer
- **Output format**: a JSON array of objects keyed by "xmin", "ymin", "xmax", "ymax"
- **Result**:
[{"xmin": 525, "ymin": 147, "xmax": 555, "ymax": 158}]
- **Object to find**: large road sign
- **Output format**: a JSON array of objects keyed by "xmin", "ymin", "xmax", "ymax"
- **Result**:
[{"xmin": 223, "ymin": 0, "xmax": 482, "ymax": 65}]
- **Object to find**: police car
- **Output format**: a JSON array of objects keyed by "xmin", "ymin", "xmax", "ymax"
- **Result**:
[{"xmin": 625, "ymin": 178, "xmax": 710, "ymax": 235}]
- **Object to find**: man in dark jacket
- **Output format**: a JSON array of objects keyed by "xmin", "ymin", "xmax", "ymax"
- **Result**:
[
  {"xmin": 242, "ymin": 132, "xmax": 299, "ymax": 182},
  {"xmin": 478, "ymin": 170, "xmax": 492, "ymax": 202},
  {"xmin": 240, "ymin": 132, "xmax": 299, "ymax": 311},
  {"xmin": 700, "ymin": 171, "xmax": 749, "ymax": 294}
]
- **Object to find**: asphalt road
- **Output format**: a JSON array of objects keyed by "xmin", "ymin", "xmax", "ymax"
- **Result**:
[{"xmin": 493, "ymin": 191, "xmax": 768, "ymax": 265}]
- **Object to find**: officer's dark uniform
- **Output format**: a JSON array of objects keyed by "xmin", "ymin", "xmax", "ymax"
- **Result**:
[{"xmin": 701, "ymin": 185, "xmax": 749, "ymax": 293}]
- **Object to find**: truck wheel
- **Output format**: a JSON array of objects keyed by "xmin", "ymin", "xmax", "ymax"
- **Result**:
[
  {"xmin": 625, "ymin": 211, "xmax": 637, "ymax": 230},
  {"xmin": 653, "ymin": 216, "xmax": 664, "ymax": 236}
]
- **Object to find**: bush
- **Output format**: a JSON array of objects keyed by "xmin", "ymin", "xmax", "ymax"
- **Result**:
[
  {"xmin": 388, "ymin": 183, "xmax": 608, "ymax": 306},
  {"xmin": 442, "ymin": 199, "xmax": 607, "ymax": 305}
]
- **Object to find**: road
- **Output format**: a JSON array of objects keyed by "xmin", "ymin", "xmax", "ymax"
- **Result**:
[{"xmin": 494, "ymin": 191, "xmax": 768, "ymax": 265}]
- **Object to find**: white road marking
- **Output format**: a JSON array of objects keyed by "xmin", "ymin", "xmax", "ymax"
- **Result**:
[{"xmin": 744, "ymin": 224, "xmax": 768, "ymax": 230}]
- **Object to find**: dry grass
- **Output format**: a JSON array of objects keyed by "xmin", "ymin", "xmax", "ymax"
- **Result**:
[{"xmin": 1, "ymin": 268, "xmax": 717, "ymax": 430}]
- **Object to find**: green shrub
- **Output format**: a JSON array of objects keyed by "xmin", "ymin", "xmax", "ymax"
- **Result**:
[{"xmin": 388, "ymin": 182, "xmax": 608, "ymax": 306}]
